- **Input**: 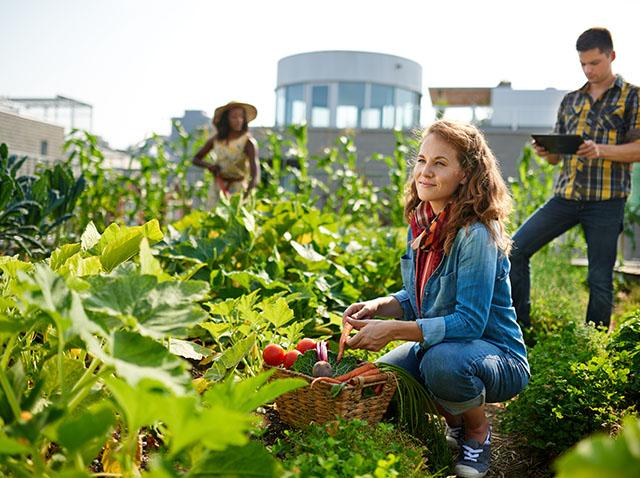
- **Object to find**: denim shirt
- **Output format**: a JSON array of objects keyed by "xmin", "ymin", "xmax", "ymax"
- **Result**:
[{"xmin": 392, "ymin": 222, "xmax": 529, "ymax": 367}]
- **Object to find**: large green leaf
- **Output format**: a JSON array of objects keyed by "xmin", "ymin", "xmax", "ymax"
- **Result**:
[
  {"xmin": 49, "ymin": 243, "xmax": 82, "ymax": 271},
  {"xmin": 160, "ymin": 396, "xmax": 254, "ymax": 456},
  {"xmin": 290, "ymin": 239, "xmax": 326, "ymax": 263},
  {"xmin": 84, "ymin": 271, "xmax": 209, "ymax": 339},
  {"xmin": 258, "ymin": 297, "xmax": 294, "ymax": 328},
  {"xmin": 555, "ymin": 416, "xmax": 640, "ymax": 478},
  {"xmin": 15, "ymin": 264, "xmax": 74, "ymax": 334},
  {"xmin": 104, "ymin": 377, "xmax": 166, "ymax": 432},
  {"xmin": 203, "ymin": 369, "xmax": 306, "ymax": 413},
  {"xmin": 139, "ymin": 237, "xmax": 171, "ymax": 281},
  {"xmin": 186, "ymin": 441, "xmax": 283, "ymax": 477},
  {"xmin": 169, "ymin": 338, "xmax": 212, "ymax": 360},
  {"xmin": 107, "ymin": 330, "xmax": 191, "ymax": 395},
  {"xmin": 0, "ymin": 436, "xmax": 30, "ymax": 455},
  {"xmin": 98, "ymin": 220, "xmax": 164, "ymax": 272},
  {"xmin": 80, "ymin": 221, "xmax": 101, "ymax": 251},
  {"xmin": 223, "ymin": 270, "xmax": 288, "ymax": 293},
  {"xmin": 55, "ymin": 404, "xmax": 115, "ymax": 455},
  {"xmin": 204, "ymin": 334, "xmax": 256, "ymax": 381},
  {"xmin": 58, "ymin": 254, "xmax": 104, "ymax": 277}
]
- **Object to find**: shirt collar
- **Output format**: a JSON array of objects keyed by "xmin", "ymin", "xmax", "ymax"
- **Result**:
[{"xmin": 578, "ymin": 74, "xmax": 623, "ymax": 94}]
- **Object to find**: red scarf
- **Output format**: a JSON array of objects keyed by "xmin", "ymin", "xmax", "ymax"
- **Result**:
[{"xmin": 410, "ymin": 202, "xmax": 448, "ymax": 315}]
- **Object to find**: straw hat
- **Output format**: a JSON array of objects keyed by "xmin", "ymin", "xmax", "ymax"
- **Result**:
[{"xmin": 213, "ymin": 101, "xmax": 257, "ymax": 125}]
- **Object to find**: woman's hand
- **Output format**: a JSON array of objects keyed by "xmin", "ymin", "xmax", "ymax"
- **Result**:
[
  {"xmin": 345, "ymin": 317, "xmax": 394, "ymax": 352},
  {"xmin": 343, "ymin": 299, "xmax": 380, "ymax": 322}
]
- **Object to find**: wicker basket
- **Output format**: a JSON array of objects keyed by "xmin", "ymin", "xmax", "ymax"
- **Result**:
[{"xmin": 270, "ymin": 365, "xmax": 397, "ymax": 428}]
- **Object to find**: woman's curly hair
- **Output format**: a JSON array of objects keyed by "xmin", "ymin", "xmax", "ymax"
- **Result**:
[{"xmin": 404, "ymin": 120, "xmax": 513, "ymax": 254}]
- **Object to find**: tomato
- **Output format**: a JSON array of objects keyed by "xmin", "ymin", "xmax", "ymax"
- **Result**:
[
  {"xmin": 296, "ymin": 338, "xmax": 316, "ymax": 354},
  {"xmin": 262, "ymin": 344, "xmax": 285, "ymax": 366},
  {"xmin": 283, "ymin": 350, "xmax": 302, "ymax": 369}
]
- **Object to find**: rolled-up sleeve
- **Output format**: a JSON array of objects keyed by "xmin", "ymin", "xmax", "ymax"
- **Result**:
[
  {"xmin": 416, "ymin": 316, "xmax": 445, "ymax": 346},
  {"xmin": 391, "ymin": 288, "xmax": 417, "ymax": 322}
]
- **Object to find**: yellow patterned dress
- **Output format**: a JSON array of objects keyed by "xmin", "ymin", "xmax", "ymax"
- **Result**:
[{"xmin": 207, "ymin": 133, "xmax": 251, "ymax": 206}]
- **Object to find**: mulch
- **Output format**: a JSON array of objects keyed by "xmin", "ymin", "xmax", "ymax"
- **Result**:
[{"xmin": 476, "ymin": 404, "xmax": 552, "ymax": 478}]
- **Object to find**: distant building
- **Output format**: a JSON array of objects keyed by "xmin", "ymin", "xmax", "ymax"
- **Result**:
[
  {"xmin": 0, "ymin": 99, "xmax": 65, "ymax": 170},
  {"xmin": 276, "ymin": 51, "xmax": 422, "ymax": 130},
  {"xmin": 7, "ymin": 95, "xmax": 93, "ymax": 133},
  {"xmin": 170, "ymin": 110, "xmax": 211, "ymax": 142}
]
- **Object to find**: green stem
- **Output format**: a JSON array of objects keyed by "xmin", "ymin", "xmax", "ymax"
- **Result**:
[
  {"xmin": 0, "ymin": 336, "xmax": 21, "ymax": 420},
  {"xmin": 74, "ymin": 451, "xmax": 85, "ymax": 471},
  {"xmin": 57, "ymin": 328, "xmax": 66, "ymax": 402},
  {"xmin": 67, "ymin": 368, "xmax": 109, "ymax": 412},
  {"xmin": 71, "ymin": 356, "xmax": 100, "ymax": 393}
]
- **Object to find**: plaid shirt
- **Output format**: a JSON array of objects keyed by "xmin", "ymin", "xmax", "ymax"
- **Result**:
[{"xmin": 553, "ymin": 75, "xmax": 640, "ymax": 201}]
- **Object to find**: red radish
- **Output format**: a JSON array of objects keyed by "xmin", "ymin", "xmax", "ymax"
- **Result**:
[
  {"xmin": 296, "ymin": 338, "xmax": 316, "ymax": 354},
  {"xmin": 262, "ymin": 344, "xmax": 285, "ymax": 366},
  {"xmin": 283, "ymin": 350, "xmax": 302, "ymax": 369}
]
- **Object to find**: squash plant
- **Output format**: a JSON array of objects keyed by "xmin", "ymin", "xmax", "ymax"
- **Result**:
[{"xmin": 0, "ymin": 220, "xmax": 305, "ymax": 476}]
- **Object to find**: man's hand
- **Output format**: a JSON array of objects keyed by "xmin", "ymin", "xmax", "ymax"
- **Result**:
[
  {"xmin": 532, "ymin": 140, "xmax": 560, "ymax": 165},
  {"xmin": 345, "ymin": 317, "xmax": 394, "ymax": 352},
  {"xmin": 576, "ymin": 139, "xmax": 602, "ymax": 159}
]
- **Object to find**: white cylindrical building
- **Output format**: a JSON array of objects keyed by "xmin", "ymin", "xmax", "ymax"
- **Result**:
[{"xmin": 275, "ymin": 51, "xmax": 422, "ymax": 130}]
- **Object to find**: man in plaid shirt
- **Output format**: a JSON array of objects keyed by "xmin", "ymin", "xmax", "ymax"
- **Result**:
[{"xmin": 510, "ymin": 27, "xmax": 640, "ymax": 328}]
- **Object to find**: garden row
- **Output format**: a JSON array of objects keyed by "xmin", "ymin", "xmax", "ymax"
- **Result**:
[{"xmin": 0, "ymin": 125, "xmax": 639, "ymax": 476}]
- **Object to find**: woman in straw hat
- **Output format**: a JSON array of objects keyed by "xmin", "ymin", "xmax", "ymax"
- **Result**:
[{"xmin": 193, "ymin": 101, "xmax": 260, "ymax": 206}]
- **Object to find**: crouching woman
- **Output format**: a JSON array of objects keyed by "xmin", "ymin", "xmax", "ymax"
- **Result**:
[{"xmin": 342, "ymin": 120, "xmax": 529, "ymax": 478}]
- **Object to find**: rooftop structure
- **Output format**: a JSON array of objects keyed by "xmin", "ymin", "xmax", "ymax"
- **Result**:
[
  {"xmin": 276, "ymin": 51, "xmax": 422, "ymax": 130},
  {"xmin": 6, "ymin": 95, "xmax": 93, "ymax": 132}
]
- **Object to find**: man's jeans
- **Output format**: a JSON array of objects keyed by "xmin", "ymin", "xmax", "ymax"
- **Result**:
[{"xmin": 509, "ymin": 196, "xmax": 625, "ymax": 327}]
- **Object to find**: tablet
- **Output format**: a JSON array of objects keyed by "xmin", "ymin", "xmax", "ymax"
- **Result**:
[{"xmin": 531, "ymin": 134, "xmax": 584, "ymax": 154}]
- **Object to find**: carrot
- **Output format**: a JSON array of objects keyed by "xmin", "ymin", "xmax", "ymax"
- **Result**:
[
  {"xmin": 349, "ymin": 373, "xmax": 388, "ymax": 385},
  {"xmin": 360, "ymin": 368, "xmax": 383, "ymax": 378},
  {"xmin": 337, "ymin": 319, "xmax": 353, "ymax": 362},
  {"xmin": 333, "ymin": 362, "xmax": 377, "ymax": 382},
  {"xmin": 373, "ymin": 384, "xmax": 384, "ymax": 395}
]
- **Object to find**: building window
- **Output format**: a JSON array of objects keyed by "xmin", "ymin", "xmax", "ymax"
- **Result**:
[
  {"xmin": 363, "ymin": 84, "xmax": 395, "ymax": 129},
  {"xmin": 337, "ymin": 82, "xmax": 365, "ymax": 128},
  {"xmin": 40, "ymin": 140, "xmax": 48, "ymax": 156},
  {"xmin": 285, "ymin": 84, "xmax": 306, "ymax": 125},
  {"xmin": 276, "ymin": 88, "xmax": 286, "ymax": 126},
  {"xmin": 395, "ymin": 88, "xmax": 420, "ymax": 129},
  {"xmin": 311, "ymin": 85, "xmax": 330, "ymax": 127}
]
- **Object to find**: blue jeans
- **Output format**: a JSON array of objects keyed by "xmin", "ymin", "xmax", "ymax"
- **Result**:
[
  {"xmin": 509, "ymin": 196, "xmax": 625, "ymax": 327},
  {"xmin": 377, "ymin": 341, "xmax": 529, "ymax": 415}
]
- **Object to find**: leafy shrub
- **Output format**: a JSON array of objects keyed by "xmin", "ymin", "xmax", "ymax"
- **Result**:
[
  {"xmin": 0, "ymin": 142, "xmax": 85, "ymax": 257},
  {"xmin": 608, "ymin": 309, "xmax": 640, "ymax": 406},
  {"xmin": 503, "ymin": 322, "xmax": 635, "ymax": 454},
  {"xmin": 272, "ymin": 418, "xmax": 438, "ymax": 477},
  {"xmin": 526, "ymin": 252, "xmax": 589, "ymax": 345}
]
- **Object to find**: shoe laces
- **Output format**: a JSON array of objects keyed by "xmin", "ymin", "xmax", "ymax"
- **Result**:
[
  {"xmin": 461, "ymin": 428, "xmax": 491, "ymax": 463},
  {"xmin": 461, "ymin": 444, "xmax": 484, "ymax": 462}
]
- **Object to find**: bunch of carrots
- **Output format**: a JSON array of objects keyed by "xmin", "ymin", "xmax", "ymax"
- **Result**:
[{"xmin": 310, "ymin": 362, "xmax": 388, "ymax": 394}]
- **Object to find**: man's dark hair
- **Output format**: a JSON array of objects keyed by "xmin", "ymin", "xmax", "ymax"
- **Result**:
[
  {"xmin": 214, "ymin": 109, "xmax": 248, "ymax": 140},
  {"xmin": 576, "ymin": 27, "xmax": 614, "ymax": 54}
]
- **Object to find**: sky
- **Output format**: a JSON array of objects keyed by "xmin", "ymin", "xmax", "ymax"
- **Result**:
[{"xmin": 2, "ymin": 0, "xmax": 639, "ymax": 149}]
